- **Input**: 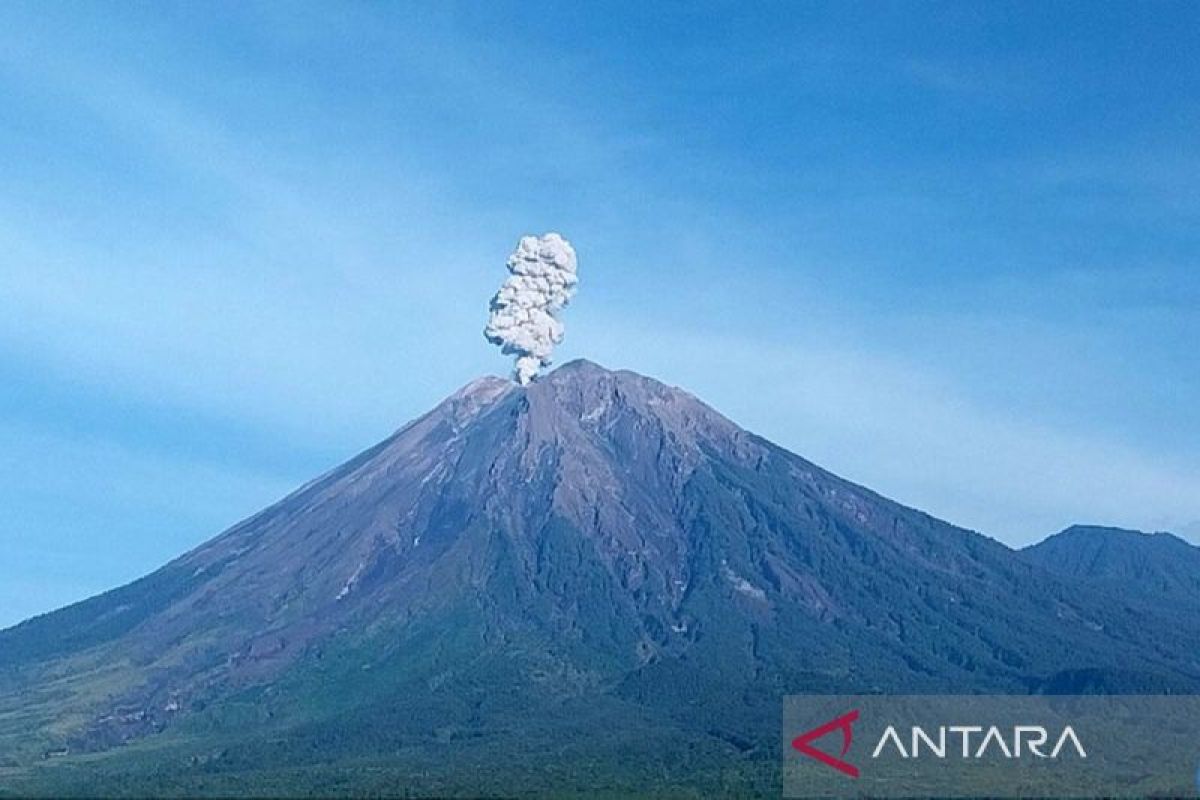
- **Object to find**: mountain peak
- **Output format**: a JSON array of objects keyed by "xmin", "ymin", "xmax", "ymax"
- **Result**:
[
  {"xmin": 1024, "ymin": 523, "xmax": 1200, "ymax": 599},
  {"xmin": 1044, "ymin": 524, "xmax": 1191, "ymax": 547},
  {"xmin": 549, "ymin": 357, "xmax": 609, "ymax": 374},
  {"xmin": 520, "ymin": 360, "xmax": 742, "ymax": 451},
  {"xmin": 535, "ymin": 358, "xmax": 654, "ymax": 394},
  {"xmin": 453, "ymin": 373, "xmax": 511, "ymax": 396}
]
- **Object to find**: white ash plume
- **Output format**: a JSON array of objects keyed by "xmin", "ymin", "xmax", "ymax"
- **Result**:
[{"xmin": 484, "ymin": 233, "xmax": 578, "ymax": 385}]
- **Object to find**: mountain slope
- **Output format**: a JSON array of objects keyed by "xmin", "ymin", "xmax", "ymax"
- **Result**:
[
  {"xmin": 3, "ymin": 361, "xmax": 1199, "ymax": 797},
  {"xmin": 1024, "ymin": 525, "xmax": 1200, "ymax": 602}
]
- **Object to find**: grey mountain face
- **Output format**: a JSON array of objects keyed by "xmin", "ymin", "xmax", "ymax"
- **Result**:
[{"xmin": 2, "ymin": 360, "xmax": 1198, "ymax": 795}]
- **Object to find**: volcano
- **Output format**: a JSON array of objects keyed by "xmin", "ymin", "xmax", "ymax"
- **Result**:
[{"xmin": 2, "ymin": 360, "xmax": 1198, "ymax": 796}]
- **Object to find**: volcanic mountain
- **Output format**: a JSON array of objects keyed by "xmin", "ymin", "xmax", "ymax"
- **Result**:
[{"xmin": 2, "ymin": 360, "xmax": 1198, "ymax": 796}]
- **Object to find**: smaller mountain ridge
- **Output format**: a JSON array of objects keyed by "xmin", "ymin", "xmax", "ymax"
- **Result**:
[{"xmin": 1023, "ymin": 525, "xmax": 1200, "ymax": 601}]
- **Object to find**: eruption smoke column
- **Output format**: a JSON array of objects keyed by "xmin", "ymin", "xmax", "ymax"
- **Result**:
[{"xmin": 484, "ymin": 233, "xmax": 578, "ymax": 385}]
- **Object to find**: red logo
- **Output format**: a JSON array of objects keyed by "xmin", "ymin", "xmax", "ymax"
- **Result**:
[{"xmin": 791, "ymin": 709, "xmax": 860, "ymax": 778}]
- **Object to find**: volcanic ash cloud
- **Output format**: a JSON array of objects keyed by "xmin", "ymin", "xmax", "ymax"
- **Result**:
[{"xmin": 484, "ymin": 233, "xmax": 578, "ymax": 385}]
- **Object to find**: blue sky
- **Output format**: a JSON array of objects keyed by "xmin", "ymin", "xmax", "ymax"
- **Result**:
[{"xmin": 1, "ymin": 2, "xmax": 1198, "ymax": 628}]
